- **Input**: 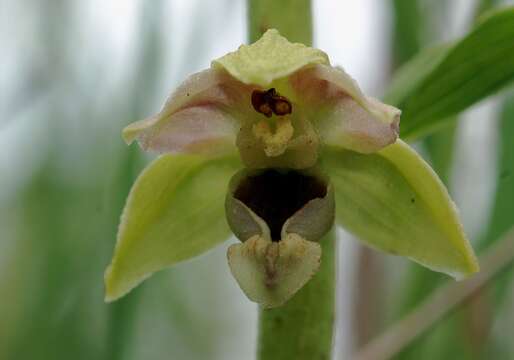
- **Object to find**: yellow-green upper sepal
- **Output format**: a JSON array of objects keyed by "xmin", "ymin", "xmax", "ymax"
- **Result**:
[{"xmin": 212, "ymin": 29, "xmax": 329, "ymax": 86}]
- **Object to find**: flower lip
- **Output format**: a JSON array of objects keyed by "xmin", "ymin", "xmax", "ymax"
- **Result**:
[
  {"xmin": 233, "ymin": 168, "xmax": 327, "ymax": 241},
  {"xmin": 225, "ymin": 166, "xmax": 334, "ymax": 307}
]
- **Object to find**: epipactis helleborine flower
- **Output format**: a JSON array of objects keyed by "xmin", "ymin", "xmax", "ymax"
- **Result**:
[{"xmin": 104, "ymin": 29, "xmax": 479, "ymax": 308}]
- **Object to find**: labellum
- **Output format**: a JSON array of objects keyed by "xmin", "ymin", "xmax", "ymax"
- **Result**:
[{"xmin": 225, "ymin": 167, "xmax": 334, "ymax": 307}]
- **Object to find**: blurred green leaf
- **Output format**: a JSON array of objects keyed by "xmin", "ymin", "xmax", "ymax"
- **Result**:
[
  {"xmin": 105, "ymin": 153, "xmax": 241, "ymax": 302},
  {"xmin": 247, "ymin": 0, "xmax": 312, "ymax": 44},
  {"xmin": 478, "ymin": 92, "xmax": 514, "ymax": 303},
  {"xmin": 384, "ymin": 44, "xmax": 450, "ymax": 107},
  {"xmin": 323, "ymin": 140, "xmax": 478, "ymax": 278},
  {"xmin": 475, "ymin": 0, "xmax": 504, "ymax": 18},
  {"xmin": 386, "ymin": 7, "xmax": 514, "ymax": 140},
  {"xmin": 480, "ymin": 93, "xmax": 514, "ymax": 250},
  {"xmin": 423, "ymin": 122, "xmax": 457, "ymax": 184},
  {"xmin": 391, "ymin": 0, "xmax": 422, "ymax": 67}
]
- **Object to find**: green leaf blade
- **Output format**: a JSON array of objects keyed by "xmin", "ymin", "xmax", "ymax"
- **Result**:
[
  {"xmin": 324, "ymin": 140, "xmax": 479, "ymax": 278},
  {"xmin": 388, "ymin": 7, "xmax": 514, "ymax": 139},
  {"xmin": 104, "ymin": 153, "xmax": 241, "ymax": 301},
  {"xmin": 384, "ymin": 44, "xmax": 450, "ymax": 107}
]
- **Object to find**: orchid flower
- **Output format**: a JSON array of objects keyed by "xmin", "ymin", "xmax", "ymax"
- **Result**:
[{"xmin": 104, "ymin": 29, "xmax": 478, "ymax": 308}]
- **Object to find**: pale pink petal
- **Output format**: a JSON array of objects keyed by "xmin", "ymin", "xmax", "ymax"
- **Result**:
[
  {"xmin": 137, "ymin": 105, "xmax": 238, "ymax": 155},
  {"xmin": 290, "ymin": 64, "xmax": 400, "ymax": 153},
  {"xmin": 123, "ymin": 68, "xmax": 254, "ymax": 156}
]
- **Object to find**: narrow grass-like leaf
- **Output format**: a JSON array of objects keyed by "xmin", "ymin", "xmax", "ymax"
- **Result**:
[
  {"xmin": 477, "ymin": 93, "xmax": 514, "ymax": 306},
  {"xmin": 481, "ymin": 94, "xmax": 514, "ymax": 249},
  {"xmin": 323, "ymin": 140, "xmax": 478, "ymax": 278},
  {"xmin": 386, "ymin": 7, "xmax": 514, "ymax": 139},
  {"xmin": 104, "ymin": 153, "xmax": 241, "ymax": 301}
]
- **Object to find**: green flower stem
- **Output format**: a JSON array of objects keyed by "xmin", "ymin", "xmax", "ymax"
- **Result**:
[
  {"xmin": 247, "ymin": 0, "xmax": 313, "ymax": 45},
  {"xmin": 257, "ymin": 228, "xmax": 336, "ymax": 360},
  {"xmin": 247, "ymin": 2, "xmax": 335, "ymax": 359}
]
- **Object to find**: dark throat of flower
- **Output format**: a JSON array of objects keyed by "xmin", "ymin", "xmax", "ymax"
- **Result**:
[{"xmin": 233, "ymin": 169, "xmax": 326, "ymax": 241}]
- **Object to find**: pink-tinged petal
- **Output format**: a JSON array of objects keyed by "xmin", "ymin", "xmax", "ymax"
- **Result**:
[
  {"xmin": 123, "ymin": 68, "xmax": 254, "ymax": 156},
  {"xmin": 322, "ymin": 96, "xmax": 400, "ymax": 154},
  {"xmin": 136, "ymin": 105, "xmax": 238, "ymax": 156},
  {"xmin": 290, "ymin": 64, "xmax": 401, "ymax": 153}
]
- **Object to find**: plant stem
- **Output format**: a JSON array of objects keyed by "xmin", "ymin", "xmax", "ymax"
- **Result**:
[
  {"xmin": 257, "ymin": 228, "xmax": 336, "ymax": 360},
  {"xmin": 247, "ymin": 0, "xmax": 313, "ymax": 44},
  {"xmin": 247, "ymin": 3, "xmax": 335, "ymax": 359}
]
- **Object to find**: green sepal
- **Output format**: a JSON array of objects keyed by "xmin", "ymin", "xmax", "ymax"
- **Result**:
[
  {"xmin": 104, "ymin": 153, "xmax": 241, "ymax": 301},
  {"xmin": 323, "ymin": 140, "xmax": 479, "ymax": 279},
  {"xmin": 212, "ymin": 29, "xmax": 329, "ymax": 86}
]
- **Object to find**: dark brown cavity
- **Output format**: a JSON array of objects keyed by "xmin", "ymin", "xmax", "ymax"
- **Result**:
[
  {"xmin": 234, "ymin": 169, "xmax": 326, "ymax": 241},
  {"xmin": 251, "ymin": 88, "xmax": 292, "ymax": 118}
]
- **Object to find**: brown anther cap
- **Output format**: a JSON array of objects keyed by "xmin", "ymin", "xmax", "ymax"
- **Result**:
[{"xmin": 251, "ymin": 88, "xmax": 292, "ymax": 117}]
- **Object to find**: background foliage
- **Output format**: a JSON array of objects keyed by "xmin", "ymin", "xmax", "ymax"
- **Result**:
[{"xmin": 1, "ymin": 1, "xmax": 513, "ymax": 359}]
